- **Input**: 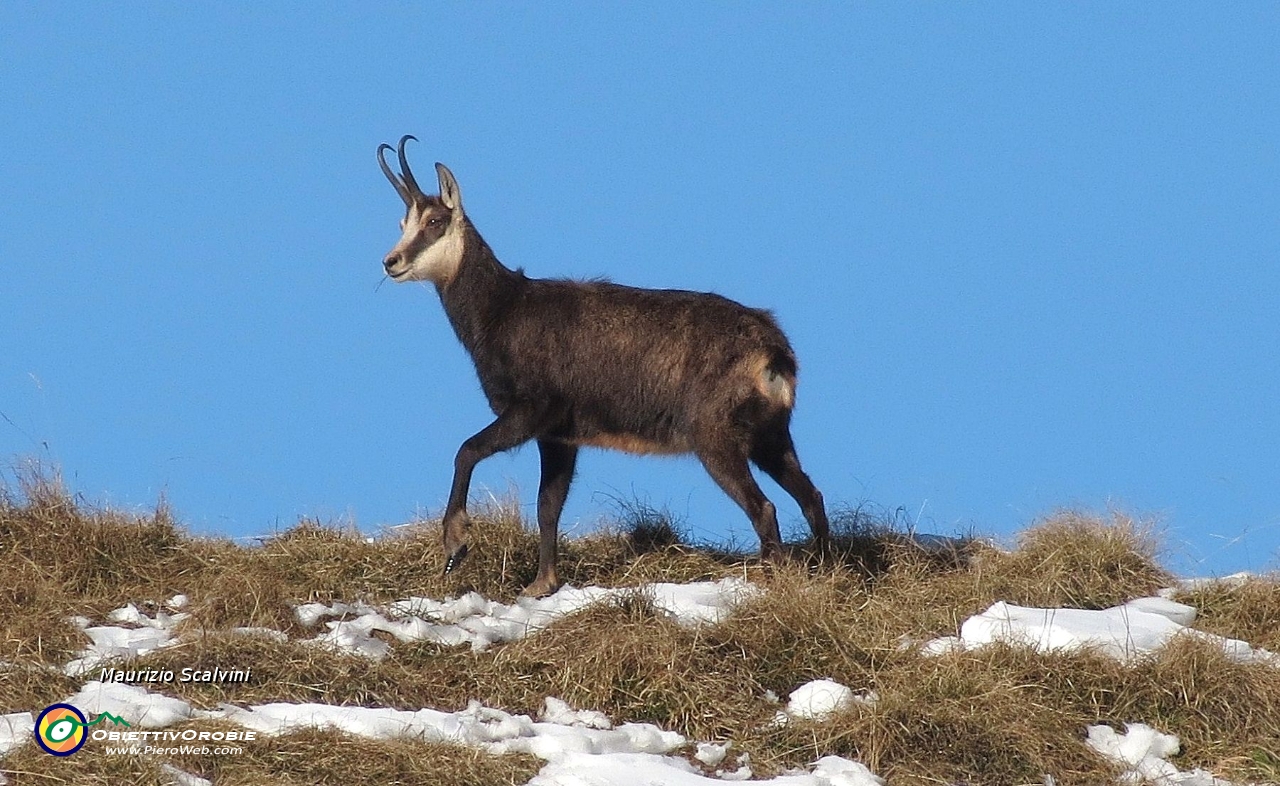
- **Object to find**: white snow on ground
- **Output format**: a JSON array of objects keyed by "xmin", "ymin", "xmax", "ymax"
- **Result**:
[
  {"xmin": 527, "ymin": 752, "xmax": 884, "ymax": 786},
  {"xmin": 63, "ymin": 603, "xmax": 190, "ymax": 676},
  {"xmin": 66, "ymin": 680, "xmax": 197, "ymax": 729},
  {"xmin": 59, "ymin": 578, "xmax": 755, "ymax": 677},
  {"xmin": 0, "ymin": 712, "xmax": 34, "ymax": 756},
  {"xmin": 298, "ymin": 578, "xmax": 757, "ymax": 657},
  {"xmin": 1086, "ymin": 724, "xmax": 1233, "ymax": 785},
  {"xmin": 221, "ymin": 696, "xmax": 686, "ymax": 761},
  {"xmin": 541, "ymin": 697, "xmax": 612, "ymax": 730},
  {"xmin": 923, "ymin": 596, "xmax": 1276, "ymax": 663},
  {"xmin": 771, "ymin": 679, "xmax": 878, "ymax": 727},
  {"xmin": 158, "ymin": 763, "xmax": 213, "ymax": 786},
  {"xmin": 694, "ymin": 741, "xmax": 730, "ymax": 767},
  {"xmin": 1163, "ymin": 573, "xmax": 1256, "ymax": 596},
  {"xmin": 785, "ymin": 679, "xmax": 857, "ymax": 720},
  {"xmin": 11, "ymin": 682, "xmax": 882, "ymax": 785}
]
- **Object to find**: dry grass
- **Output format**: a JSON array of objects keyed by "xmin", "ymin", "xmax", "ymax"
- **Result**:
[
  {"xmin": 167, "ymin": 727, "xmax": 541, "ymax": 786},
  {"xmin": 991, "ymin": 511, "xmax": 1173, "ymax": 608},
  {"xmin": 3, "ymin": 470, "xmax": 1279, "ymax": 785},
  {"xmin": 483, "ymin": 590, "xmax": 770, "ymax": 741},
  {"xmin": 0, "ymin": 721, "xmax": 540, "ymax": 786},
  {"xmin": 1176, "ymin": 574, "xmax": 1280, "ymax": 652}
]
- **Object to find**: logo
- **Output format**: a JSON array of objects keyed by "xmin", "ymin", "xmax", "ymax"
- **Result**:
[{"xmin": 33, "ymin": 703, "xmax": 130, "ymax": 756}]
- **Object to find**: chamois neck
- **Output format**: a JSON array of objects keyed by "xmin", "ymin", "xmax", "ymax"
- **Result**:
[{"xmin": 436, "ymin": 221, "xmax": 523, "ymax": 355}]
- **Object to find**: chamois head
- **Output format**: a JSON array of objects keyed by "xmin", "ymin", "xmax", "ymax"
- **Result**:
[{"xmin": 378, "ymin": 135, "xmax": 466, "ymax": 286}]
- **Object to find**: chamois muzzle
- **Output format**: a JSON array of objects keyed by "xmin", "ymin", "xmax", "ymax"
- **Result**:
[{"xmin": 383, "ymin": 252, "xmax": 406, "ymax": 278}]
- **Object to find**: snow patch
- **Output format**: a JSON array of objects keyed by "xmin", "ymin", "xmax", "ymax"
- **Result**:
[
  {"xmin": 926, "ymin": 597, "xmax": 1275, "ymax": 663},
  {"xmin": 526, "ymin": 751, "xmax": 708, "ymax": 785},
  {"xmin": 230, "ymin": 626, "xmax": 290, "ymax": 642},
  {"xmin": 811, "ymin": 756, "xmax": 888, "ymax": 786},
  {"xmin": 772, "ymin": 680, "xmax": 878, "ymax": 726},
  {"xmin": 211, "ymin": 695, "xmax": 686, "ymax": 762},
  {"xmin": 0, "ymin": 712, "xmax": 34, "ymax": 756},
  {"xmin": 68, "ymin": 681, "xmax": 198, "ymax": 728},
  {"xmin": 63, "ymin": 603, "xmax": 189, "ymax": 676},
  {"xmin": 1164, "ymin": 573, "xmax": 1257, "ymax": 597},
  {"xmin": 1086, "ymin": 724, "xmax": 1233, "ymax": 785},
  {"xmin": 298, "ymin": 578, "xmax": 757, "ymax": 658},
  {"xmin": 47, "ymin": 680, "xmax": 883, "ymax": 785},
  {"xmin": 159, "ymin": 763, "xmax": 213, "ymax": 786},
  {"xmin": 540, "ymin": 697, "xmax": 612, "ymax": 730},
  {"xmin": 58, "ymin": 580, "xmax": 758, "ymax": 677},
  {"xmin": 788, "ymin": 680, "xmax": 855, "ymax": 720},
  {"xmin": 527, "ymin": 751, "xmax": 884, "ymax": 785}
]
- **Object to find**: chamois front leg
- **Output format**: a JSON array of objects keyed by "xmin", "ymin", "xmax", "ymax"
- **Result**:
[
  {"xmin": 522, "ymin": 440, "xmax": 578, "ymax": 597},
  {"xmin": 441, "ymin": 405, "xmax": 539, "ymax": 574}
]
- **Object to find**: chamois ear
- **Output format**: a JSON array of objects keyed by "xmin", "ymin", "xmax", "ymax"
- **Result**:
[{"xmin": 436, "ymin": 163, "xmax": 464, "ymax": 214}]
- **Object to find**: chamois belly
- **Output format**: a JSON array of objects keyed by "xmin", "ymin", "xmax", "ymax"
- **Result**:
[
  {"xmin": 552, "ymin": 397, "xmax": 693, "ymax": 456},
  {"xmin": 571, "ymin": 432, "xmax": 690, "ymax": 456}
]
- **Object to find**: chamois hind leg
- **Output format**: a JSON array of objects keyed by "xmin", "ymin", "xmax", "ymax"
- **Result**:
[
  {"xmin": 441, "ymin": 405, "xmax": 539, "ymax": 574},
  {"xmin": 523, "ymin": 440, "xmax": 578, "ymax": 598},
  {"xmin": 696, "ymin": 442, "xmax": 784, "ymax": 561},
  {"xmin": 751, "ymin": 426, "xmax": 830, "ymax": 558}
]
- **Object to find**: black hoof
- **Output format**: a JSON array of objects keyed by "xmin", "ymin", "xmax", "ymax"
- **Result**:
[{"xmin": 443, "ymin": 544, "xmax": 470, "ymax": 574}]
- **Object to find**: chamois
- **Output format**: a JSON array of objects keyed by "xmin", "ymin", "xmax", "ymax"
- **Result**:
[{"xmin": 378, "ymin": 135, "xmax": 830, "ymax": 597}]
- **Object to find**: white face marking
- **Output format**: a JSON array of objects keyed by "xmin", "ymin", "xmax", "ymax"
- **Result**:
[
  {"xmin": 394, "ymin": 204, "xmax": 421, "ymax": 246},
  {"xmin": 386, "ymin": 204, "xmax": 465, "ymax": 285},
  {"xmin": 410, "ymin": 220, "xmax": 465, "ymax": 284}
]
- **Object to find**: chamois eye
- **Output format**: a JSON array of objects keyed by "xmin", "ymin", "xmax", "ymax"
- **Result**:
[{"xmin": 427, "ymin": 216, "xmax": 444, "ymax": 228}]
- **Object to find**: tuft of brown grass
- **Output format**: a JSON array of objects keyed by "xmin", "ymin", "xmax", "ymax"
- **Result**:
[
  {"xmin": 0, "ymin": 470, "xmax": 202, "ymax": 606},
  {"xmin": 0, "ymin": 471, "xmax": 201, "ymax": 668},
  {"xmin": 1, "ymin": 743, "xmax": 176, "ymax": 786},
  {"xmin": 478, "ymin": 589, "xmax": 770, "ymax": 741},
  {"xmin": 824, "ymin": 502, "xmax": 975, "ymax": 579},
  {"xmin": 0, "ymin": 660, "xmax": 82, "ymax": 721},
  {"xmin": 1108, "ymin": 635, "xmax": 1280, "ymax": 780},
  {"xmin": 710, "ymin": 567, "xmax": 882, "ymax": 698},
  {"xmin": 841, "ymin": 647, "xmax": 1124, "ymax": 785},
  {"xmin": 851, "ymin": 511, "xmax": 1175, "ymax": 642},
  {"xmin": 1176, "ymin": 574, "xmax": 1280, "ymax": 652},
  {"xmin": 991, "ymin": 511, "xmax": 1173, "ymax": 609},
  {"xmin": 100, "ymin": 633, "xmax": 421, "ymax": 710}
]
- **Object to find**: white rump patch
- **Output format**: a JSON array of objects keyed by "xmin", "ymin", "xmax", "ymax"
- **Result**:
[{"xmin": 761, "ymin": 369, "xmax": 795, "ymax": 407}]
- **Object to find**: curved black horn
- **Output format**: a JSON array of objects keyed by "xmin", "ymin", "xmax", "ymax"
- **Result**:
[
  {"xmin": 377, "ymin": 143, "xmax": 411, "ymax": 206},
  {"xmin": 396, "ymin": 134, "xmax": 422, "ymax": 197}
]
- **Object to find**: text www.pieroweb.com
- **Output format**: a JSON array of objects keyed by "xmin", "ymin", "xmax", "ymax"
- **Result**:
[{"xmin": 95, "ymin": 727, "xmax": 253, "ymax": 756}]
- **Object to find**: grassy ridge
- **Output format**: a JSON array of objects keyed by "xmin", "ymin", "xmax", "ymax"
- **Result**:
[{"xmin": 2, "ymin": 472, "xmax": 1278, "ymax": 785}]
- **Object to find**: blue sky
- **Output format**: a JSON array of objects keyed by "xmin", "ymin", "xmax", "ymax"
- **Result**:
[{"xmin": 3, "ymin": 5, "xmax": 1277, "ymax": 575}]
